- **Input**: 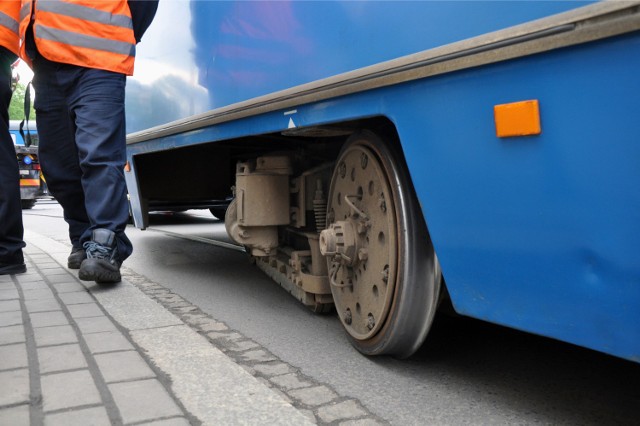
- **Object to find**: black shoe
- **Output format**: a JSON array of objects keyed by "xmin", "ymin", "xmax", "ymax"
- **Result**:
[
  {"xmin": 0, "ymin": 262, "xmax": 27, "ymax": 275},
  {"xmin": 67, "ymin": 246, "xmax": 87, "ymax": 269},
  {"xmin": 78, "ymin": 229, "xmax": 122, "ymax": 284}
]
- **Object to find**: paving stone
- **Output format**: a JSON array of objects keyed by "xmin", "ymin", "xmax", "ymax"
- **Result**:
[
  {"xmin": 239, "ymin": 349, "xmax": 277, "ymax": 363},
  {"xmin": 240, "ymin": 364, "xmax": 255, "ymax": 375},
  {"xmin": 43, "ymin": 268, "xmax": 73, "ymax": 275},
  {"xmin": 0, "ymin": 285, "xmax": 15, "ymax": 294},
  {"xmin": 0, "ymin": 324, "xmax": 25, "ymax": 345},
  {"xmin": 0, "ymin": 404, "xmax": 30, "ymax": 426},
  {"xmin": 46, "ymin": 274, "xmax": 77, "ymax": 284},
  {"xmin": 66, "ymin": 303, "xmax": 103, "ymax": 319},
  {"xmin": 155, "ymin": 294, "xmax": 186, "ymax": 304},
  {"xmin": 36, "ymin": 263, "xmax": 62, "ymax": 270},
  {"xmin": 223, "ymin": 339, "xmax": 260, "ymax": 352},
  {"xmin": 0, "ymin": 311, "xmax": 23, "ymax": 327},
  {"xmin": 58, "ymin": 292, "xmax": 95, "ymax": 305},
  {"xmin": 24, "ymin": 298, "xmax": 60, "ymax": 313},
  {"xmin": 44, "ymin": 406, "xmax": 110, "ymax": 426},
  {"xmin": 94, "ymin": 350, "xmax": 155, "ymax": 383},
  {"xmin": 170, "ymin": 306, "xmax": 198, "ymax": 314},
  {"xmin": 52, "ymin": 282, "xmax": 86, "ymax": 293},
  {"xmin": 41, "ymin": 370, "xmax": 101, "ymax": 412},
  {"xmin": 18, "ymin": 281, "xmax": 49, "ymax": 291},
  {"xmin": 109, "ymin": 379, "xmax": 183, "ymax": 424},
  {"xmin": 253, "ymin": 362, "xmax": 292, "ymax": 377},
  {"xmin": 145, "ymin": 288, "xmax": 171, "ymax": 295},
  {"xmin": 39, "ymin": 343, "xmax": 87, "ymax": 374},
  {"xmin": 206, "ymin": 331, "xmax": 242, "ymax": 341},
  {"xmin": 34, "ymin": 324, "xmax": 78, "ymax": 347},
  {"xmin": 22, "ymin": 288, "xmax": 54, "ymax": 300},
  {"xmin": 180, "ymin": 313, "xmax": 210, "ymax": 325},
  {"xmin": 137, "ymin": 417, "xmax": 191, "ymax": 426},
  {"xmin": 75, "ymin": 316, "xmax": 118, "ymax": 334},
  {"xmin": 270, "ymin": 373, "xmax": 313, "ymax": 390},
  {"xmin": 0, "ymin": 289, "xmax": 19, "ymax": 300},
  {"xmin": 268, "ymin": 386, "xmax": 293, "ymax": 404},
  {"xmin": 318, "ymin": 400, "xmax": 369, "ymax": 423},
  {"xmin": 142, "ymin": 285, "xmax": 170, "ymax": 292},
  {"xmin": 25, "ymin": 253, "xmax": 47, "ymax": 259},
  {"xmin": 0, "ymin": 299, "xmax": 20, "ymax": 313},
  {"xmin": 15, "ymin": 274, "xmax": 43, "ymax": 283},
  {"xmin": 0, "ymin": 369, "xmax": 30, "ymax": 405},
  {"xmin": 30, "ymin": 311, "xmax": 69, "ymax": 328},
  {"xmin": 87, "ymin": 285, "xmax": 182, "ymax": 331},
  {"xmin": 289, "ymin": 385, "xmax": 338, "ymax": 406},
  {"xmin": 339, "ymin": 418, "xmax": 389, "ymax": 426},
  {"xmin": 0, "ymin": 279, "xmax": 14, "ymax": 287},
  {"xmin": 77, "ymin": 280, "xmax": 94, "ymax": 290},
  {"xmin": 83, "ymin": 331, "xmax": 134, "ymax": 354},
  {"xmin": 299, "ymin": 409, "xmax": 317, "ymax": 424},
  {"xmin": 198, "ymin": 320, "xmax": 228, "ymax": 332},
  {"xmin": 0, "ymin": 343, "xmax": 28, "ymax": 370}
]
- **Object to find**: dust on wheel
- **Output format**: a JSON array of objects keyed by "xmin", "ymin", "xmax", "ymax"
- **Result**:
[{"xmin": 321, "ymin": 130, "xmax": 441, "ymax": 358}]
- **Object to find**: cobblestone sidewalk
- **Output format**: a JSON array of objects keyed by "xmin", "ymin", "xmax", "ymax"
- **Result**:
[{"xmin": 0, "ymin": 231, "xmax": 387, "ymax": 425}]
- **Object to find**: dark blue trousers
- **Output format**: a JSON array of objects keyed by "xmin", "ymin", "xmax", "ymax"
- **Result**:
[
  {"xmin": 32, "ymin": 56, "xmax": 132, "ymax": 261},
  {"xmin": 0, "ymin": 53, "xmax": 25, "ymax": 264}
]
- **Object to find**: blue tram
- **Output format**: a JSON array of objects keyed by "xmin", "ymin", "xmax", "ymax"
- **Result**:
[{"xmin": 125, "ymin": 1, "xmax": 640, "ymax": 361}]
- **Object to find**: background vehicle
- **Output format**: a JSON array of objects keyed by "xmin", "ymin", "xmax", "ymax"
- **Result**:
[
  {"xmin": 125, "ymin": 1, "xmax": 640, "ymax": 361},
  {"xmin": 9, "ymin": 120, "xmax": 46, "ymax": 209}
]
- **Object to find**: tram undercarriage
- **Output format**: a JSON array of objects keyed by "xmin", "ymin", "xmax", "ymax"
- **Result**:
[{"xmin": 224, "ymin": 129, "xmax": 442, "ymax": 358}]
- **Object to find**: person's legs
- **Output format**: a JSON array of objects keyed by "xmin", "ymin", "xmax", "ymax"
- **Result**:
[
  {"xmin": 0, "ymin": 52, "xmax": 25, "ymax": 274},
  {"xmin": 70, "ymin": 67, "xmax": 132, "ymax": 283},
  {"xmin": 32, "ymin": 58, "xmax": 91, "ymax": 256}
]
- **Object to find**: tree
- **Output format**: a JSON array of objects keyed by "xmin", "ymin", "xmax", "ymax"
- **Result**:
[{"xmin": 9, "ymin": 82, "xmax": 36, "ymax": 121}]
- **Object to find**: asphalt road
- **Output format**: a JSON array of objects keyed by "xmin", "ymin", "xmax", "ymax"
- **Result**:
[{"xmin": 23, "ymin": 200, "xmax": 640, "ymax": 425}]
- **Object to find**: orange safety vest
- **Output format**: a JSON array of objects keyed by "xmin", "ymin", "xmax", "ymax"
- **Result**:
[
  {"xmin": 0, "ymin": 1, "xmax": 21, "ymax": 56},
  {"xmin": 19, "ymin": 0, "xmax": 136, "ymax": 75}
]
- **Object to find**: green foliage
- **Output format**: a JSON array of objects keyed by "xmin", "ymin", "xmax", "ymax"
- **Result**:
[{"xmin": 9, "ymin": 83, "xmax": 36, "ymax": 121}]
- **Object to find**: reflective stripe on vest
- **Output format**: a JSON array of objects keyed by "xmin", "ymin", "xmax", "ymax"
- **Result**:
[
  {"xmin": 0, "ymin": 12, "xmax": 19, "ymax": 34},
  {"xmin": 35, "ymin": 25, "xmax": 135, "ymax": 58},
  {"xmin": 19, "ymin": 2, "xmax": 31, "ymax": 22}
]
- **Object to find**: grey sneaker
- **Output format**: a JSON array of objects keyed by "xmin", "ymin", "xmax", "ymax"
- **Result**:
[
  {"xmin": 78, "ymin": 229, "xmax": 122, "ymax": 283},
  {"xmin": 67, "ymin": 246, "xmax": 87, "ymax": 269}
]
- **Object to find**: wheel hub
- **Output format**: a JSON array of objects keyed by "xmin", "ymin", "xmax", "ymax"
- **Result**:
[{"xmin": 319, "ymin": 217, "xmax": 368, "ymax": 268}]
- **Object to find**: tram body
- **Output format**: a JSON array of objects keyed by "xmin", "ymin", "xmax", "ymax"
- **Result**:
[{"xmin": 125, "ymin": 1, "xmax": 640, "ymax": 361}]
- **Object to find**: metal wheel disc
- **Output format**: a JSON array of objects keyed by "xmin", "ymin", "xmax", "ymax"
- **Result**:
[
  {"xmin": 326, "ymin": 144, "xmax": 398, "ymax": 340},
  {"xmin": 322, "ymin": 130, "xmax": 441, "ymax": 358}
]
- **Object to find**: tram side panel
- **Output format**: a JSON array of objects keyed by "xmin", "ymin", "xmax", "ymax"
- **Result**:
[{"xmin": 391, "ymin": 32, "xmax": 640, "ymax": 362}]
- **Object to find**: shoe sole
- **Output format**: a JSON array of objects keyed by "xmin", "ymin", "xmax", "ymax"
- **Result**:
[
  {"xmin": 0, "ymin": 264, "xmax": 27, "ymax": 275},
  {"xmin": 78, "ymin": 259, "xmax": 121, "ymax": 283}
]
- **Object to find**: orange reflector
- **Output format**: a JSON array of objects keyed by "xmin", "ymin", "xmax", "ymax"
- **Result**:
[
  {"xmin": 124, "ymin": 161, "xmax": 131, "ymax": 172},
  {"xmin": 20, "ymin": 179, "xmax": 40, "ymax": 187},
  {"xmin": 494, "ymin": 100, "xmax": 541, "ymax": 138}
]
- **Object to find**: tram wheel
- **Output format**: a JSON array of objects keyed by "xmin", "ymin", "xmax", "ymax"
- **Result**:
[{"xmin": 320, "ymin": 130, "xmax": 441, "ymax": 358}]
